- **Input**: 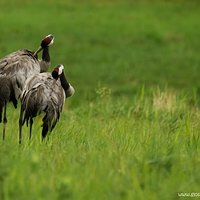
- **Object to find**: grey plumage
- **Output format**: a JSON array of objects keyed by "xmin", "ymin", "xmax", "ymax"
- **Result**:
[
  {"xmin": 0, "ymin": 49, "xmax": 40, "ymax": 99},
  {"xmin": 19, "ymin": 65, "xmax": 74, "ymax": 143}
]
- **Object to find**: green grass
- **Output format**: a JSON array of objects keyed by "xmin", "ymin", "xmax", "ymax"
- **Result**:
[{"xmin": 1, "ymin": 0, "xmax": 200, "ymax": 199}]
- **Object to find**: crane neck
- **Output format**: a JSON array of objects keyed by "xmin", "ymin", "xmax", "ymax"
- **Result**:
[
  {"xmin": 42, "ymin": 46, "xmax": 50, "ymax": 62},
  {"xmin": 39, "ymin": 46, "xmax": 51, "ymax": 72},
  {"xmin": 60, "ymin": 72, "xmax": 74, "ymax": 98},
  {"xmin": 60, "ymin": 72, "xmax": 70, "ymax": 90}
]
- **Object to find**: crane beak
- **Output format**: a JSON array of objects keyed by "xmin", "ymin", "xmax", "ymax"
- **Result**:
[{"xmin": 33, "ymin": 46, "xmax": 43, "ymax": 57}]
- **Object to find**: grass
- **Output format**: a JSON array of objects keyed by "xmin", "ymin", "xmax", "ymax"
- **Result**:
[{"xmin": 1, "ymin": 0, "xmax": 200, "ymax": 199}]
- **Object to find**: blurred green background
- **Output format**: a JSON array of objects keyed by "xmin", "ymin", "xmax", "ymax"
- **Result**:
[{"xmin": 1, "ymin": 0, "xmax": 200, "ymax": 199}]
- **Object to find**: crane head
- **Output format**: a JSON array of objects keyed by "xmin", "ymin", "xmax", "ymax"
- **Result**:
[
  {"xmin": 41, "ymin": 34, "xmax": 54, "ymax": 48},
  {"xmin": 33, "ymin": 34, "xmax": 54, "ymax": 57},
  {"xmin": 52, "ymin": 64, "xmax": 64, "ymax": 80}
]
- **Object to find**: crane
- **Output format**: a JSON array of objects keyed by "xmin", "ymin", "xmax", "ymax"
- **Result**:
[{"xmin": 19, "ymin": 64, "xmax": 75, "ymax": 144}]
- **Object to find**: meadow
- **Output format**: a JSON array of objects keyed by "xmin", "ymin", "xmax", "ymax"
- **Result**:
[{"xmin": 0, "ymin": 0, "xmax": 200, "ymax": 199}]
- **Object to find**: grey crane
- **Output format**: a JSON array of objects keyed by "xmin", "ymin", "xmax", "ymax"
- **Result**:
[
  {"xmin": 0, "ymin": 34, "xmax": 54, "ymax": 140},
  {"xmin": 19, "ymin": 64, "xmax": 75, "ymax": 144}
]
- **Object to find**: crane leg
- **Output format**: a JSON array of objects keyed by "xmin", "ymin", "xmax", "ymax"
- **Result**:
[
  {"xmin": 29, "ymin": 118, "xmax": 33, "ymax": 140},
  {"xmin": 3, "ymin": 102, "xmax": 7, "ymax": 141},
  {"xmin": 42, "ymin": 123, "xmax": 48, "ymax": 141},
  {"xmin": 19, "ymin": 105, "xmax": 24, "ymax": 144}
]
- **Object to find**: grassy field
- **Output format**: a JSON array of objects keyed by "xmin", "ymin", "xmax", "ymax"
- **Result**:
[{"xmin": 1, "ymin": 0, "xmax": 200, "ymax": 199}]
